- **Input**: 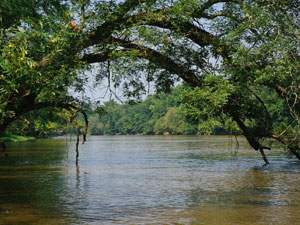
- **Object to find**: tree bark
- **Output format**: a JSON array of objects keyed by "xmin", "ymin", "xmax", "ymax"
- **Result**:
[
  {"xmin": 0, "ymin": 123, "xmax": 8, "ymax": 158},
  {"xmin": 232, "ymin": 115, "xmax": 271, "ymax": 163}
]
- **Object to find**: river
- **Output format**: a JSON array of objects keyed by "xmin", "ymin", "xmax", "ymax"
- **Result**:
[{"xmin": 1, "ymin": 136, "xmax": 300, "ymax": 224}]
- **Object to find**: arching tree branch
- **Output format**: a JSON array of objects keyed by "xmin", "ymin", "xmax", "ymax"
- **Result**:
[{"xmin": 82, "ymin": 39, "xmax": 203, "ymax": 87}]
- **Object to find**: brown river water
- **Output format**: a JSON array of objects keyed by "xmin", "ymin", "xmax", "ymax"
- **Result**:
[{"xmin": 1, "ymin": 136, "xmax": 300, "ymax": 224}]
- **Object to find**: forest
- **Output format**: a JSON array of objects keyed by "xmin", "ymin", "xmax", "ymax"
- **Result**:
[{"xmin": 1, "ymin": 0, "xmax": 300, "ymax": 163}]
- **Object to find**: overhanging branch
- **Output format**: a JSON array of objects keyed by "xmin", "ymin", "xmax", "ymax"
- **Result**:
[{"xmin": 82, "ymin": 38, "xmax": 203, "ymax": 87}]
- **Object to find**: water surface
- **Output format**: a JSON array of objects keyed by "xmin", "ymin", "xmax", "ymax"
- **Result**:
[{"xmin": 1, "ymin": 136, "xmax": 300, "ymax": 224}]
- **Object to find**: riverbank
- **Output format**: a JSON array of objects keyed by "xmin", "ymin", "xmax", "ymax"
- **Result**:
[{"xmin": 0, "ymin": 134, "xmax": 35, "ymax": 142}]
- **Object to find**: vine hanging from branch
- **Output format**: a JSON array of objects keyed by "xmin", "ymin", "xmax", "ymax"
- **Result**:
[{"xmin": 71, "ymin": 108, "xmax": 88, "ymax": 165}]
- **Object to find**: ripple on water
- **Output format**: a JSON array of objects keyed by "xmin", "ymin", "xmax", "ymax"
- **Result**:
[{"xmin": 1, "ymin": 136, "xmax": 300, "ymax": 224}]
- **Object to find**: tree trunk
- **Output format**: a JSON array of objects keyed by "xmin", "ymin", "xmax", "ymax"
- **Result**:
[
  {"xmin": 0, "ymin": 123, "xmax": 9, "ymax": 158},
  {"xmin": 232, "ymin": 115, "xmax": 270, "ymax": 164}
]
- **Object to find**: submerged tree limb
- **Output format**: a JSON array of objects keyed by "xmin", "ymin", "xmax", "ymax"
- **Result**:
[
  {"xmin": 259, "ymin": 148, "xmax": 269, "ymax": 164},
  {"xmin": 73, "ymin": 115, "xmax": 80, "ymax": 166},
  {"xmin": 71, "ymin": 108, "xmax": 89, "ymax": 165},
  {"xmin": 73, "ymin": 114, "xmax": 79, "ymax": 166},
  {"xmin": 232, "ymin": 115, "xmax": 271, "ymax": 163}
]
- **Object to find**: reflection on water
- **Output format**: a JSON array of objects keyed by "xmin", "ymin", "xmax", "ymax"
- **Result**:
[{"xmin": 1, "ymin": 136, "xmax": 300, "ymax": 224}]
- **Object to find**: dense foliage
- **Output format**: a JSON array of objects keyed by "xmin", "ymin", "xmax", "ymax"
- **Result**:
[
  {"xmin": 87, "ymin": 85, "xmax": 238, "ymax": 135},
  {"xmin": 4, "ymin": 108, "xmax": 71, "ymax": 138},
  {"xmin": 1, "ymin": 0, "xmax": 300, "ymax": 163},
  {"xmin": 0, "ymin": 0, "xmax": 84, "ymax": 136}
]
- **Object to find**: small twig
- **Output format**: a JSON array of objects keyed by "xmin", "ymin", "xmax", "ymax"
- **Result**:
[
  {"xmin": 80, "ymin": 0, "xmax": 86, "ymax": 28},
  {"xmin": 272, "ymin": 135, "xmax": 300, "ymax": 160},
  {"xmin": 285, "ymin": 97, "xmax": 300, "ymax": 125},
  {"xmin": 273, "ymin": 119, "xmax": 297, "ymax": 138}
]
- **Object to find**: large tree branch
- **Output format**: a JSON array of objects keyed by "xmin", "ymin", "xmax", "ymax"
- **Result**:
[
  {"xmin": 82, "ymin": 39, "xmax": 203, "ymax": 87},
  {"xmin": 198, "ymin": 0, "xmax": 240, "ymax": 13},
  {"xmin": 85, "ymin": 1, "xmax": 236, "ymax": 58},
  {"xmin": 232, "ymin": 115, "xmax": 270, "ymax": 164},
  {"xmin": 34, "ymin": 1, "xmax": 235, "ymax": 72}
]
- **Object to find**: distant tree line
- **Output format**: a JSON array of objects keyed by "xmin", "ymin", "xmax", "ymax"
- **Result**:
[{"xmin": 88, "ymin": 85, "xmax": 239, "ymax": 135}]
